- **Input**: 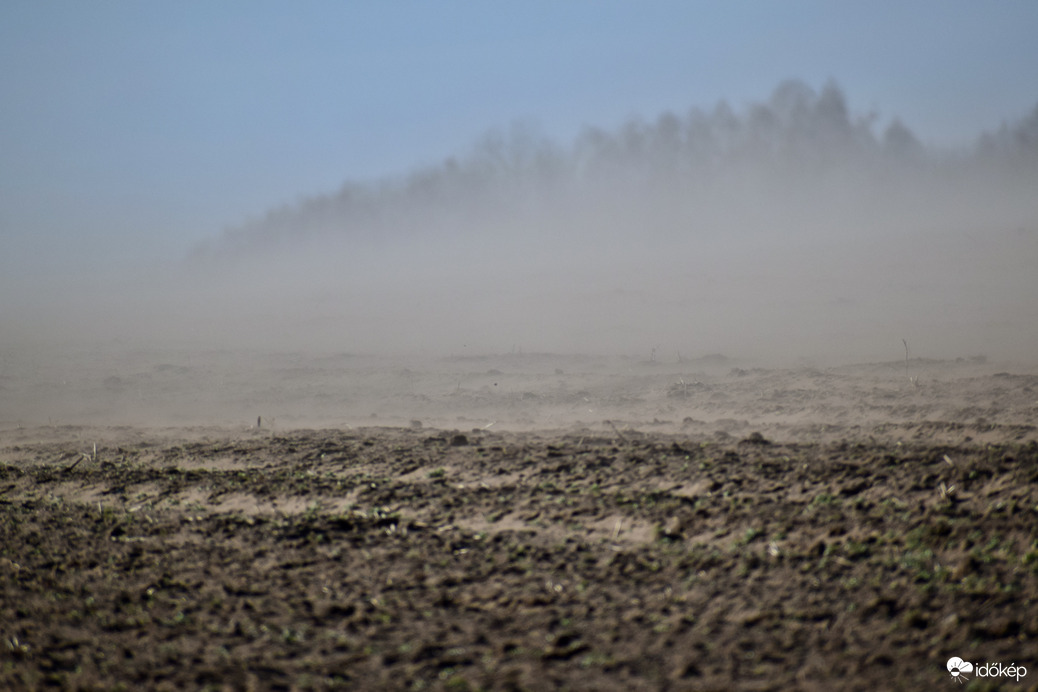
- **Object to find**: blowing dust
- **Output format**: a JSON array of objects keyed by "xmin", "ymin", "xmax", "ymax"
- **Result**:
[{"xmin": 2, "ymin": 81, "xmax": 1037, "ymax": 426}]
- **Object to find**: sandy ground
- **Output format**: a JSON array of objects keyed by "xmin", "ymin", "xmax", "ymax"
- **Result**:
[
  {"xmin": 1, "ymin": 348, "xmax": 1037, "ymax": 690},
  {"xmin": 3, "ymin": 347, "xmax": 1037, "ymax": 434}
]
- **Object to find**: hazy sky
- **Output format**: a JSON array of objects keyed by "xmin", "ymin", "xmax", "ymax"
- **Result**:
[{"xmin": 2, "ymin": 1, "xmax": 1037, "ymax": 275}]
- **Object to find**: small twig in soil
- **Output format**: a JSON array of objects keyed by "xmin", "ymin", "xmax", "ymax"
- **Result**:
[
  {"xmin": 606, "ymin": 420, "xmax": 628, "ymax": 444},
  {"xmin": 902, "ymin": 338, "xmax": 910, "ymax": 380},
  {"xmin": 65, "ymin": 453, "xmax": 91, "ymax": 473}
]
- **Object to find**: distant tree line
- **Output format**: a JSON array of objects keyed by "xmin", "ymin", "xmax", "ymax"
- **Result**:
[{"xmin": 199, "ymin": 80, "xmax": 1038, "ymax": 260}]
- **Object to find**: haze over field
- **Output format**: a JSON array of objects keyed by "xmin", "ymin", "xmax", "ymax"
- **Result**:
[
  {"xmin": 7, "ymin": 81, "xmax": 1038, "ymax": 364},
  {"xmin": 2, "ymin": 3, "xmax": 1037, "ymax": 365}
]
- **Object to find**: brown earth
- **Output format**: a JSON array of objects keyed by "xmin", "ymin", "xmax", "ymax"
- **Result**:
[{"xmin": 1, "ymin": 350, "xmax": 1037, "ymax": 690}]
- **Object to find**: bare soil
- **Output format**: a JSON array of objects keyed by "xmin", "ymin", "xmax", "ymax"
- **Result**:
[{"xmin": 1, "ymin": 351, "xmax": 1037, "ymax": 690}]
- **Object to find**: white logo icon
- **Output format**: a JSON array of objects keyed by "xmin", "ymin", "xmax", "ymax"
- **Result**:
[{"xmin": 947, "ymin": 657, "xmax": 973, "ymax": 684}]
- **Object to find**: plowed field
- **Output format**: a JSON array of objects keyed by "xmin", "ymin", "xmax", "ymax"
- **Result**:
[{"xmin": 1, "ymin": 354, "xmax": 1037, "ymax": 690}]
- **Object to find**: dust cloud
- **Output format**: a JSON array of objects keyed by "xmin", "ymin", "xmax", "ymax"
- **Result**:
[
  {"xmin": 140, "ymin": 83, "xmax": 1038, "ymax": 358},
  {"xmin": 3, "ymin": 80, "xmax": 1038, "ymax": 425}
]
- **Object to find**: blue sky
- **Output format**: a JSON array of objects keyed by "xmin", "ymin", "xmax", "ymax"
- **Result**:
[{"xmin": 2, "ymin": 1, "xmax": 1037, "ymax": 274}]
